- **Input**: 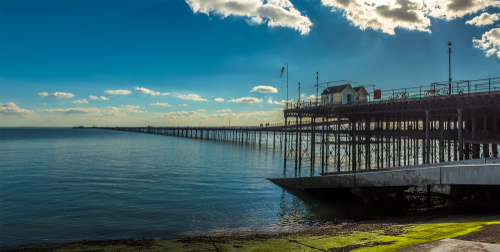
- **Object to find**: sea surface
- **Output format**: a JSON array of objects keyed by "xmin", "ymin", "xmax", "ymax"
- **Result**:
[{"xmin": 0, "ymin": 128, "xmax": 359, "ymax": 248}]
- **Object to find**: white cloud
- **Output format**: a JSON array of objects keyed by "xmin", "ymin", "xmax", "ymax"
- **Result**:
[
  {"xmin": 135, "ymin": 87, "xmax": 160, "ymax": 96},
  {"xmin": 89, "ymin": 95, "xmax": 110, "ymax": 100},
  {"xmin": 161, "ymin": 92, "xmax": 170, "ymax": 95},
  {"xmin": 251, "ymin": 85, "xmax": 278, "ymax": 93},
  {"xmin": 473, "ymin": 28, "xmax": 500, "ymax": 58},
  {"xmin": 426, "ymin": 0, "xmax": 497, "ymax": 20},
  {"xmin": 72, "ymin": 99, "xmax": 89, "ymax": 104},
  {"xmin": 267, "ymin": 97, "xmax": 286, "ymax": 105},
  {"xmin": 39, "ymin": 92, "xmax": 75, "ymax": 98},
  {"xmin": 39, "ymin": 103, "xmax": 47, "ymax": 106},
  {"xmin": 185, "ymin": 0, "xmax": 313, "ymax": 35},
  {"xmin": 197, "ymin": 109, "xmax": 206, "ymax": 111},
  {"xmin": 119, "ymin": 105, "xmax": 140, "ymax": 109},
  {"xmin": 227, "ymin": 97, "xmax": 263, "ymax": 103},
  {"xmin": 44, "ymin": 105, "xmax": 146, "ymax": 116},
  {"xmin": 466, "ymin": 12, "xmax": 500, "ymax": 26},
  {"xmin": 105, "ymin": 90, "xmax": 132, "ymax": 95},
  {"xmin": 216, "ymin": 109, "xmax": 232, "ymax": 112},
  {"xmin": 176, "ymin": 94, "xmax": 208, "ymax": 101},
  {"xmin": 214, "ymin": 97, "xmax": 224, "ymax": 102},
  {"xmin": 150, "ymin": 102, "xmax": 172, "ymax": 107},
  {"xmin": 0, "ymin": 102, "xmax": 35, "ymax": 116},
  {"xmin": 301, "ymin": 94, "xmax": 317, "ymax": 100},
  {"xmin": 321, "ymin": 0, "xmax": 497, "ymax": 35},
  {"xmin": 179, "ymin": 104, "xmax": 188, "ymax": 106},
  {"xmin": 153, "ymin": 110, "xmax": 208, "ymax": 119}
]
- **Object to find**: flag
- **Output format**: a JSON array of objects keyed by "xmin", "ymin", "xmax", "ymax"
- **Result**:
[{"xmin": 280, "ymin": 67, "xmax": 285, "ymax": 78}]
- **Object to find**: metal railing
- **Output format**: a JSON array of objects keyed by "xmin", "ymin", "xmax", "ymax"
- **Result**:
[{"xmin": 283, "ymin": 77, "xmax": 500, "ymax": 110}]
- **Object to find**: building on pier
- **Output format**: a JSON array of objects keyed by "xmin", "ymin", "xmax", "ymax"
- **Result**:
[{"xmin": 320, "ymin": 83, "xmax": 370, "ymax": 105}]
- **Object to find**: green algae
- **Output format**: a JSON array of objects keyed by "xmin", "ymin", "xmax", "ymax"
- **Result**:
[{"xmin": 352, "ymin": 215, "xmax": 500, "ymax": 252}]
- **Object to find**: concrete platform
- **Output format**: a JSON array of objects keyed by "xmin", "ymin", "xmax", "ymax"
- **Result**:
[
  {"xmin": 269, "ymin": 164, "xmax": 500, "ymax": 190},
  {"xmin": 398, "ymin": 238, "xmax": 500, "ymax": 251},
  {"xmin": 269, "ymin": 159, "xmax": 500, "ymax": 203}
]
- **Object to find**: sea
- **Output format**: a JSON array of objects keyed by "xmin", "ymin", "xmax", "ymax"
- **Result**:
[{"xmin": 0, "ymin": 128, "xmax": 361, "ymax": 248}]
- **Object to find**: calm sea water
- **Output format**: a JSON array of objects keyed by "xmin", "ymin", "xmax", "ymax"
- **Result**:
[{"xmin": 0, "ymin": 128, "xmax": 358, "ymax": 248}]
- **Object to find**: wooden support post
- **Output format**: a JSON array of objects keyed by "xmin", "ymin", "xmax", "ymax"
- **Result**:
[
  {"xmin": 458, "ymin": 109, "xmax": 463, "ymax": 160},
  {"xmin": 337, "ymin": 114, "xmax": 341, "ymax": 172},
  {"xmin": 321, "ymin": 116, "xmax": 325, "ymax": 173},
  {"xmin": 352, "ymin": 117, "xmax": 357, "ymax": 172},
  {"xmin": 493, "ymin": 115, "xmax": 498, "ymax": 158},
  {"xmin": 366, "ymin": 117, "xmax": 370, "ymax": 170},
  {"xmin": 295, "ymin": 116, "xmax": 299, "ymax": 172},
  {"xmin": 483, "ymin": 113, "xmax": 489, "ymax": 158},
  {"xmin": 259, "ymin": 130, "xmax": 262, "ymax": 147},
  {"xmin": 299, "ymin": 117, "xmax": 302, "ymax": 168},
  {"xmin": 311, "ymin": 117, "xmax": 315, "ymax": 172},
  {"xmin": 472, "ymin": 113, "xmax": 479, "ymax": 159},
  {"xmin": 425, "ymin": 110, "xmax": 430, "ymax": 164},
  {"xmin": 440, "ymin": 117, "xmax": 444, "ymax": 162},
  {"xmin": 325, "ymin": 116, "xmax": 329, "ymax": 173}
]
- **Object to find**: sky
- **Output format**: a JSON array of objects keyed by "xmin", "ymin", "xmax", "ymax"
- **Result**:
[{"xmin": 1, "ymin": 0, "xmax": 499, "ymax": 127}]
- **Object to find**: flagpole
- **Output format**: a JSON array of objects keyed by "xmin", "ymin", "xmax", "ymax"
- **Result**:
[{"xmin": 286, "ymin": 63, "xmax": 288, "ymax": 104}]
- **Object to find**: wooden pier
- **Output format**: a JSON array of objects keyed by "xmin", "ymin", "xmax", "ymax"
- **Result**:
[{"xmin": 81, "ymin": 77, "xmax": 500, "ymax": 209}]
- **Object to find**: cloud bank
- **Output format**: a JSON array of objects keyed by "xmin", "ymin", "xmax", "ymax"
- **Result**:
[
  {"xmin": 473, "ymin": 28, "xmax": 500, "ymax": 58},
  {"xmin": 251, "ymin": 85, "xmax": 278, "ymax": 93},
  {"xmin": 44, "ymin": 105, "xmax": 146, "ymax": 116},
  {"xmin": 321, "ymin": 0, "xmax": 497, "ymax": 35},
  {"xmin": 0, "ymin": 102, "xmax": 35, "ymax": 116},
  {"xmin": 466, "ymin": 12, "xmax": 500, "ymax": 26},
  {"xmin": 136, "ymin": 87, "xmax": 160, "ymax": 96},
  {"xmin": 89, "ymin": 95, "xmax": 110, "ymax": 100},
  {"xmin": 176, "ymin": 94, "xmax": 208, "ymax": 101},
  {"xmin": 185, "ymin": 0, "xmax": 313, "ymax": 35},
  {"xmin": 227, "ymin": 97, "xmax": 263, "ymax": 103},
  {"xmin": 39, "ymin": 92, "xmax": 74, "ymax": 98},
  {"xmin": 72, "ymin": 99, "xmax": 89, "ymax": 104},
  {"xmin": 105, "ymin": 90, "xmax": 132, "ymax": 95},
  {"xmin": 150, "ymin": 102, "xmax": 172, "ymax": 107}
]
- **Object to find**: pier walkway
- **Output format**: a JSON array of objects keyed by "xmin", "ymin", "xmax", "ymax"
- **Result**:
[{"xmin": 78, "ymin": 77, "xmax": 500, "ymax": 208}]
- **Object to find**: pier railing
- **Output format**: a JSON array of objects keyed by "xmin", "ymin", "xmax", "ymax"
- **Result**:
[{"xmin": 283, "ymin": 77, "xmax": 500, "ymax": 110}]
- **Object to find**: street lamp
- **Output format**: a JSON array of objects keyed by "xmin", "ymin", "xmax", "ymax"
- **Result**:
[
  {"xmin": 448, "ymin": 41, "xmax": 452, "ymax": 95},
  {"xmin": 298, "ymin": 82, "xmax": 301, "ymax": 103}
]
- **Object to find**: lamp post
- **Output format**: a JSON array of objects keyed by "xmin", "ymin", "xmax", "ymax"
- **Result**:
[
  {"xmin": 448, "ymin": 41, "xmax": 452, "ymax": 95},
  {"xmin": 316, "ymin": 72, "xmax": 319, "ymax": 106},
  {"xmin": 298, "ymin": 82, "xmax": 301, "ymax": 103}
]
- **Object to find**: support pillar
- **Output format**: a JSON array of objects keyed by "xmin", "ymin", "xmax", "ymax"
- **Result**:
[
  {"xmin": 351, "ymin": 117, "xmax": 357, "ymax": 172},
  {"xmin": 472, "ymin": 113, "xmax": 480, "ymax": 159},
  {"xmin": 321, "ymin": 116, "xmax": 325, "ymax": 173},
  {"xmin": 425, "ymin": 110, "xmax": 430, "ymax": 164},
  {"xmin": 483, "ymin": 113, "xmax": 489, "ymax": 158},
  {"xmin": 458, "ymin": 109, "xmax": 463, "ymax": 160},
  {"xmin": 493, "ymin": 115, "xmax": 498, "ymax": 158}
]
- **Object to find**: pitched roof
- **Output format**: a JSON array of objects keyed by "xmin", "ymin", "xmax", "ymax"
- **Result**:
[
  {"xmin": 352, "ymin": 86, "xmax": 363, "ymax": 92},
  {"xmin": 321, "ymin": 84, "xmax": 349, "ymax": 95}
]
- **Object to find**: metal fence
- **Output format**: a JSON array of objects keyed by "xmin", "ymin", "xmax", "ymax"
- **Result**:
[{"xmin": 283, "ymin": 77, "xmax": 500, "ymax": 110}]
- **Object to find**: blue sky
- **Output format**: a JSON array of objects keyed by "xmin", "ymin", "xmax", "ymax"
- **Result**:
[{"xmin": 1, "ymin": 0, "xmax": 499, "ymax": 126}]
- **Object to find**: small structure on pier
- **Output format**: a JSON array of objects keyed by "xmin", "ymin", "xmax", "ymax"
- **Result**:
[
  {"xmin": 321, "ymin": 84, "xmax": 356, "ymax": 105},
  {"xmin": 320, "ymin": 83, "xmax": 370, "ymax": 105},
  {"xmin": 353, "ymin": 86, "xmax": 369, "ymax": 102}
]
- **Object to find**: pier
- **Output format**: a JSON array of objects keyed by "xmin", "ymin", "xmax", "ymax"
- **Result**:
[{"xmin": 83, "ymin": 77, "xmax": 500, "ymax": 209}]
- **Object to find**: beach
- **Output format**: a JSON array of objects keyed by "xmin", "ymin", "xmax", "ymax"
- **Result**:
[{"xmin": 3, "ymin": 209, "xmax": 499, "ymax": 252}]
